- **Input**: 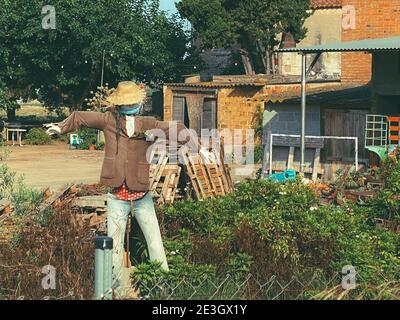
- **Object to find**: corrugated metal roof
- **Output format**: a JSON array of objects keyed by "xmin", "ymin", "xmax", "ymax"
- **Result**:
[
  {"xmin": 311, "ymin": 0, "xmax": 341, "ymax": 9},
  {"xmin": 276, "ymin": 36, "xmax": 400, "ymax": 53},
  {"xmin": 165, "ymin": 81, "xmax": 267, "ymax": 88}
]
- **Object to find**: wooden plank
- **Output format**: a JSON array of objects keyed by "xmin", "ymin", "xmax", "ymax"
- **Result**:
[
  {"xmin": 312, "ymin": 148, "xmax": 321, "ymax": 181},
  {"xmin": 72, "ymin": 195, "xmax": 107, "ymax": 209},
  {"xmin": 287, "ymin": 147, "xmax": 295, "ymax": 170},
  {"xmin": 273, "ymin": 136, "xmax": 324, "ymax": 149},
  {"xmin": 37, "ymin": 184, "xmax": 75, "ymax": 213}
]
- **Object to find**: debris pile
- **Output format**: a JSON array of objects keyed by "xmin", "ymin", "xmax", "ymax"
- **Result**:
[{"xmin": 309, "ymin": 165, "xmax": 383, "ymax": 206}]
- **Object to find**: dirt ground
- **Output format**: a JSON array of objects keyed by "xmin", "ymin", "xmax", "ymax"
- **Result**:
[
  {"xmin": 4, "ymin": 142, "xmax": 104, "ymax": 191},
  {"xmin": 2, "ymin": 140, "xmax": 260, "ymax": 192}
]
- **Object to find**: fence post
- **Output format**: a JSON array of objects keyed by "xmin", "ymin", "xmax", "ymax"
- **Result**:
[{"xmin": 94, "ymin": 236, "xmax": 113, "ymax": 300}]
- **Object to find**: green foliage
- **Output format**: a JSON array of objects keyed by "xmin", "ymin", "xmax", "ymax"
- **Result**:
[
  {"xmin": 131, "ymin": 178, "xmax": 399, "ymax": 299},
  {"xmin": 25, "ymin": 128, "xmax": 52, "ymax": 145},
  {"xmin": 77, "ymin": 128, "xmax": 98, "ymax": 150},
  {"xmin": 359, "ymin": 157, "xmax": 400, "ymax": 225},
  {"xmin": 177, "ymin": 0, "xmax": 311, "ymax": 74},
  {"xmin": 11, "ymin": 176, "xmax": 43, "ymax": 216},
  {"xmin": 0, "ymin": 162, "xmax": 16, "ymax": 199},
  {"xmin": 0, "ymin": 0, "xmax": 195, "ymax": 112},
  {"xmin": 0, "ymin": 151, "xmax": 44, "ymax": 216}
]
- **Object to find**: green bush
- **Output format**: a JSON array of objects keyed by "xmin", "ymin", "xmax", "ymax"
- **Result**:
[
  {"xmin": 130, "ymin": 178, "xmax": 400, "ymax": 299},
  {"xmin": 77, "ymin": 128, "xmax": 97, "ymax": 150},
  {"xmin": 25, "ymin": 128, "xmax": 52, "ymax": 145}
]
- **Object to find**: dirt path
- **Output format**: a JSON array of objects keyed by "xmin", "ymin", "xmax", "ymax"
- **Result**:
[{"xmin": 3, "ymin": 142, "xmax": 104, "ymax": 191}]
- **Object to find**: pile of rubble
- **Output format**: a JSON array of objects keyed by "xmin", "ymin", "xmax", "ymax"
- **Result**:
[{"xmin": 309, "ymin": 166, "xmax": 383, "ymax": 206}]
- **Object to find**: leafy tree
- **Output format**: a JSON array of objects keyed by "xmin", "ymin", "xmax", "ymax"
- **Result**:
[
  {"xmin": 177, "ymin": 0, "xmax": 311, "ymax": 75},
  {"xmin": 0, "ymin": 0, "xmax": 195, "ymax": 118}
]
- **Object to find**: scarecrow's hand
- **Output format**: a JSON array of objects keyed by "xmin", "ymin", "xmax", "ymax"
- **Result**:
[
  {"xmin": 199, "ymin": 147, "xmax": 217, "ymax": 164},
  {"xmin": 144, "ymin": 130, "xmax": 155, "ymax": 141},
  {"xmin": 44, "ymin": 123, "xmax": 61, "ymax": 136}
]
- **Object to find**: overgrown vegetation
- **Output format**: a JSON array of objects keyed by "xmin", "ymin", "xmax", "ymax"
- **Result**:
[
  {"xmin": 0, "ymin": 147, "xmax": 399, "ymax": 300},
  {"xmin": 132, "ymin": 157, "xmax": 400, "ymax": 300},
  {"xmin": 0, "ymin": 150, "xmax": 94, "ymax": 299},
  {"xmin": 0, "ymin": 203, "xmax": 95, "ymax": 300},
  {"xmin": 25, "ymin": 128, "xmax": 52, "ymax": 145}
]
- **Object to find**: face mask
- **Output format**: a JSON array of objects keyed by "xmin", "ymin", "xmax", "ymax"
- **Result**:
[{"xmin": 119, "ymin": 104, "xmax": 142, "ymax": 116}]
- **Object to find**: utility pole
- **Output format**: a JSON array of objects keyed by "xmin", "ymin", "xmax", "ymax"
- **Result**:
[
  {"xmin": 300, "ymin": 53, "xmax": 307, "ymax": 174},
  {"xmin": 101, "ymin": 50, "xmax": 106, "ymax": 88}
]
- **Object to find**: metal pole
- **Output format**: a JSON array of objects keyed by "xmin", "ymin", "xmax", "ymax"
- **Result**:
[
  {"xmin": 101, "ymin": 50, "xmax": 106, "ymax": 88},
  {"xmin": 269, "ymin": 133, "xmax": 273, "ymax": 176},
  {"xmin": 300, "ymin": 53, "xmax": 307, "ymax": 174},
  {"xmin": 355, "ymin": 137, "xmax": 359, "ymax": 172},
  {"xmin": 95, "ymin": 236, "xmax": 113, "ymax": 300}
]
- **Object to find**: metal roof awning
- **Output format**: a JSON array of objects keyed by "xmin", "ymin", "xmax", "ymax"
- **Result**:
[
  {"xmin": 276, "ymin": 36, "xmax": 400, "ymax": 53},
  {"xmin": 165, "ymin": 82, "xmax": 267, "ymax": 88}
]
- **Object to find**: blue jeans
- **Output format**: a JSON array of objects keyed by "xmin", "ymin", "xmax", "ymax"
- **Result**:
[{"xmin": 107, "ymin": 192, "xmax": 169, "ymax": 288}]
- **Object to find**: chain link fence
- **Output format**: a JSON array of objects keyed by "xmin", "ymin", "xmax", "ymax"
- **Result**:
[{"xmin": 127, "ymin": 272, "xmax": 346, "ymax": 300}]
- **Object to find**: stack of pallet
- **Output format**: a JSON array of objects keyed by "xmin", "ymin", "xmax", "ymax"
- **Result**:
[
  {"xmin": 179, "ymin": 146, "xmax": 234, "ymax": 200},
  {"xmin": 148, "ymin": 149, "xmax": 182, "ymax": 205},
  {"xmin": 148, "ymin": 144, "xmax": 234, "ymax": 203}
]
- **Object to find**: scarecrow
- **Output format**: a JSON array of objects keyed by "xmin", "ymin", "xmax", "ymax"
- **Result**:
[{"xmin": 46, "ymin": 81, "xmax": 203, "ymax": 295}]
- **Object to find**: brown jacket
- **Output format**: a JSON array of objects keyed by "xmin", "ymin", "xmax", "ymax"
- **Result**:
[{"xmin": 58, "ymin": 109, "xmax": 193, "ymax": 191}]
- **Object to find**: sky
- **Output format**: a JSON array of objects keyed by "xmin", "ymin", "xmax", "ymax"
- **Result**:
[{"xmin": 159, "ymin": 0, "xmax": 179, "ymax": 14}]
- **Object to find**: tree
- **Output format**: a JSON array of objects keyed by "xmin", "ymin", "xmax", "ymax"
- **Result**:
[
  {"xmin": 177, "ymin": 0, "xmax": 311, "ymax": 75},
  {"xmin": 0, "ymin": 0, "xmax": 195, "ymax": 118}
]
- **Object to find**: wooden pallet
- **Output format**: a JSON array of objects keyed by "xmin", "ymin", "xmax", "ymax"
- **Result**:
[
  {"xmin": 149, "ymin": 148, "xmax": 182, "ymax": 205},
  {"xmin": 179, "ymin": 145, "xmax": 233, "ymax": 200}
]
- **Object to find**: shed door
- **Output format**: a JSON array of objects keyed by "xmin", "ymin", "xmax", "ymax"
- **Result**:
[
  {"xmin": 202, "ymin": 98, "xmax": 217, "ymax": 130},
  {"xmin": 173, "ymin": 97, "xmax": 186, "ymax": 123},
  {"xmin": 323, "ymin": 109, "xmax": 368, "ymax": 161}
]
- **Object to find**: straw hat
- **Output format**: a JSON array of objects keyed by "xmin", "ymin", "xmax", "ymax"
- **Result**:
[{"xmin": 106, "ymin": 81, "xmax": 146, "ymax": 106}]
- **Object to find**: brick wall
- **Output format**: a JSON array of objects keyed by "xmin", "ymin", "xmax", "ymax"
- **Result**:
[{"xmin": 342, "ymin": 0, "xmax": 400, "ymax": 84}]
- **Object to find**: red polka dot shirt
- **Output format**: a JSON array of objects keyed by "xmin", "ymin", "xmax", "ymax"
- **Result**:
[{"xmin": 113, "ymin": 183, "xmax": 146, "ymax": 201}]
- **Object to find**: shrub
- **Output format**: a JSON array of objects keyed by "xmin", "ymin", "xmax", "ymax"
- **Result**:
[
  {"xmin": 11, "ymin": 176, "xmax": 43, "ymax": 216},
  {"xmin": 0, "ymin": 204, "xmax": 95, "ymax": 300},
  {"xmin": 25, "ymin": 128, "xmax": 52, "ymax": 145},
  {"xmin": 129, "ymin": 178, "xmax": 400, "ymax": 299},
  {"xmin": 77, "ymin": 128, "xmax": 97, "ymax": 150}
]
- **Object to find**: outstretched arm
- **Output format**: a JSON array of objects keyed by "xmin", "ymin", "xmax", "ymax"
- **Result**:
[
  {"xmin": 46, "ymin": 111, "xmax": 108, "ymax": 136},
  {"xmin": 154, "ymin": 120, "xmax": 200, "ymax": 151}
]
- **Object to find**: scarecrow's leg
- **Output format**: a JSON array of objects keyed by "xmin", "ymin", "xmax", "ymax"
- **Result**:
[
  {"xmin": 106, "ymin": 193, "xmax": 131, "ymax": 289},
  {"xmin": 134, "ymin": 193, "xmax": 169, "ymax": 271}
]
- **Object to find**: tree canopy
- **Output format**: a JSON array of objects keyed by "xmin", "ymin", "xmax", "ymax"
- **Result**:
[
  {"xmin": 0, "ymin": 0, "xmax": 195, "ymax": 119},
  {"xmin": 177, "ymin": 0, "xmax": 311, "ymax": 75}
]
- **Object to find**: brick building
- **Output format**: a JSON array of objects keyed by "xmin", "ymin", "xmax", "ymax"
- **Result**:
[
  {"xmin": 163, "ymin": 75, "xmax": 342, "ymax": 143},
  {"xmin": 280, "ymin": 0, "xmax": 400, "ymax": 84},
  {"xmin": 341, "ymin": 0, "xmax": 400, "ymax": 83}
]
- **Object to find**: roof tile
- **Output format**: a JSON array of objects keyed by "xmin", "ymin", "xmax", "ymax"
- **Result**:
[{"xmin": 311, "ymin": 0, "xmax": 342, "ymax": 9}]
